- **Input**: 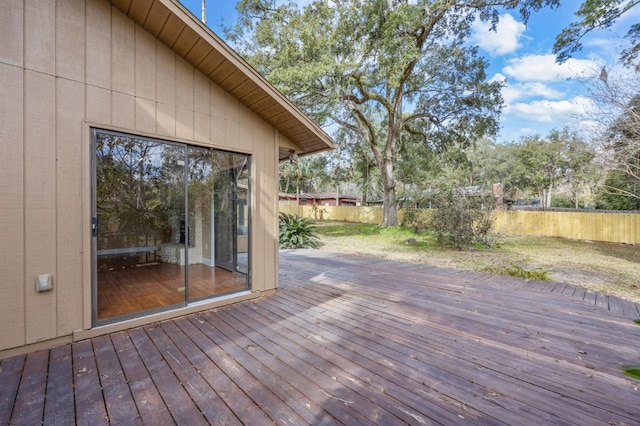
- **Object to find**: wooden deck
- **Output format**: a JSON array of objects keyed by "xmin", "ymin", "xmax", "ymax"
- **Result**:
[{"xmin": 1, "ymin": 250, "xmax": 639, "ymax": 425}]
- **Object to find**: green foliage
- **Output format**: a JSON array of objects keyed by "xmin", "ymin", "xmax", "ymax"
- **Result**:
[
  {"xmin": 230, "ymin": 0, "xmax": 559, "ymax": 226},
  {"xmin": 429, "ymin": 189, "xmax": 496, "ymax": 250},
  {"xmin": 595, "ymin": 94, "xmax": 640, "ymax": 210},
  {"xmin": 509, "ymin": 128, "xmax": 596, "ymax": 208},
  {"xmin": 550, "ymin": 195, "xmax": 592, "ymax": 209},
  {"xmin": 516, "ymin": 131, "xmax": 564, "ymax": 207},
  {"xmin": 484, "ymin": 263, "xmax": 550, "ymax": 281},
  {"xmin": 401, "ymin": 209, "xmax": 433, "ymax": 233},
  {"xmin": 280, "ymin": 154, "xmax": 331, "ymax": 194},
  {"xmin": 460, "ymin": 139, "xmax": 526, "ymax": 200},
  {"xmin": 596, "ymin": 170, "xmax": 640, "ymax": 210},
  {"xmin": 279, "ymin": 213, "xmax": 320, "ymax": 249},
  {"xmin": 404, "ymin": 129, "xmax": 597, "ymax": 211},
  {"xmin": 553, "ymin": 0, "xmax": 640, "ymax": 67},
  {"xmin": 550, "ymin": 195, "xmax": 575, "ymax": 208}
]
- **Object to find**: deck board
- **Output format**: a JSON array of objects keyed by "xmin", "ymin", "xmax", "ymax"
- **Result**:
[
  {"xmin": 259, "ymin": 294, "xmax": 496, "ymax": 424},
  {"xmin": 1, "ymin": 250, "xmax": 639, "ymax": 425},
  {"xmin": 92, "ymin": 335, "xmax": 141, "ymax": 425},
  {"xmin": 225, "ymin": 304, "xmax": 397, "ymax": 425},
  {"xmin": 43, "ymin": 345, "xmax": 75, "ymax": 426},
  {"xmin": 283, "ymin": 282, "xmax": 632, "ymax": 423},
  {"xmin": 72, "ymin": 339, "xmax": 109, "ymax": 426},
  {"xmin": 143, "ymin": 324, "xmax": 241, "ymax": 425},
  {"xmin": 9, "ymin": 350, "xmax": 48, "ymax": 425},
  {"xmin": 0, "ymin": 354, "xmax": 25, "ymax": 425},
  {"xmin": 207, "ymin": 310, "xmax": 348, "ymax": 425},
  {"xmin": 109, "ymin": 331, "xmax": 175, "ymax": 425},
  {"xmin": 127, "ymin": 327, "xmax": 209, "ymax": 426},
  {"xmin": 167, "ymin": 318, "xmax": 274, "ymax": 425},
  {"xmin": 186, "ymin": 314, "xmax": 312, "ymax": 425},
  {"xmin": 273, "ymin": 287, "xmax": 622, "ymax": 425}
]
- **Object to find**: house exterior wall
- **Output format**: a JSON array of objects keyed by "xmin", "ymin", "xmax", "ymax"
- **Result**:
[
  {"xmin": 303, "ymin": 198, "xmax": 338, "ymax": 206},
  {"xmin": 299, "ymin": 197, "xmax": 359, "ymax": 206},
  {"xmin": 0, "ymin": 0, "xmax": 279, "ymax": 355},
  {"xmin": 300, "ymin": 198, "xmax": 330, "ymax": 206}
]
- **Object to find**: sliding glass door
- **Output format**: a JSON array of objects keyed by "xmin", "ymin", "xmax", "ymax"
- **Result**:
[
  {"xmin": 186, "ymin": 147, "xmax": 250, "ymax": 302},
  {"xmin": 92, "ymin": 129, "xmax": 250, "ymax": 325},
  {"xmin": 212, "ymin": 151, "xmax": 250, "ymax": 274}
]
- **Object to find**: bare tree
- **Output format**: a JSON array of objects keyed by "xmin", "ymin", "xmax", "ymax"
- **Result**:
[{"xmin": 587, "ymin": 67, "xmax": 640, "ymax": 203}]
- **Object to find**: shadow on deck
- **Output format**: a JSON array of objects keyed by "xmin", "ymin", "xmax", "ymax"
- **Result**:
[{"xmin": 1, "ymin": 250, "xmax": 639, "ymax": 424}]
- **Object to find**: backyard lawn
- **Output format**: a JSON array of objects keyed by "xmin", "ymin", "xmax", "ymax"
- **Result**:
[{"xmin": 314, "ymin": 221, "xmax": 640, "ymax": 303}]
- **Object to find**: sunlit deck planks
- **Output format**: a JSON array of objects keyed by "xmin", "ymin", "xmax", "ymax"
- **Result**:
[{"xmin": 1, "ymin": 250, "xmax": 639, "ymax": 425}]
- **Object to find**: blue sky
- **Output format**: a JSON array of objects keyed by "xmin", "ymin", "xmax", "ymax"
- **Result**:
[{"xmin": 180, "ymin": 1, "xmax": 638, "ymax": 144}]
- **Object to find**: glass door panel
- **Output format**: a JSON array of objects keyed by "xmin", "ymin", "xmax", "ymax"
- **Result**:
[
  {"xmin": 94, "ymin": 131, "xmax": 186, "ymax": 322},
  {"xmin": 235, "ymin": 160, "xmax": 250, "ymax": 275},
  {"xmin": 92, "ymin": 129, "xmax": 251, "ymax": 323},
  {"xmin": 213, "ymin": 152, "xmax": 249, "ymax": 274},
  {"xmin": 187, "ymin": 148, "xmax": 249, "ymax": 301}
]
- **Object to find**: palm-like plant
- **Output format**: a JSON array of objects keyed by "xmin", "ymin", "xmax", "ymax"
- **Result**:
[{"xmin": 279, "ymin": 213, "xmax": 320, "ymax": 249}]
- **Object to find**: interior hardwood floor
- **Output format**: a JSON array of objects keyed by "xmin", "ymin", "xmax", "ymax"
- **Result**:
[{"xmin": 98, "ymin": 263, "xmax": 248, "ymax": 320}]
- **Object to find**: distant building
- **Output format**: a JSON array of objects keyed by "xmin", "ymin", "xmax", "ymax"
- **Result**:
[{"xmin": 281, "ymin": 192, "xmax": 361, "ymax": 206}]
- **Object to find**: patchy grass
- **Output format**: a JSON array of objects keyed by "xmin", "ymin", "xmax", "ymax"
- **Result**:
[
  {"xmin": 314, "ymin": 221, "xmax": 640, "ymax": 303},
  {"xmin": 484, "ymin": 263, "xmax": 551, "ymax": 281}
]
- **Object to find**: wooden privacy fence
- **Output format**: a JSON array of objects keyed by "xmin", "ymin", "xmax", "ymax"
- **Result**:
[
  {"xmin": 279, "ymin": 204, "xmax": 640, "ymax": 244},
  {"xmin": 281, "ymin": 204, "xmax": 386, "ymax": 224},
  {"xmin": 492, "ymin": 209, "xmax": 639, "ymax": 244}
]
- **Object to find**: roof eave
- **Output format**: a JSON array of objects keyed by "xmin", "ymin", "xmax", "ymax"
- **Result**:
[{"xmin": 108, "ymin": 0, "xmax": 335, "ymax": 157}]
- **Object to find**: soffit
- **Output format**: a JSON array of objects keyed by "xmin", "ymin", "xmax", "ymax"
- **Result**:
[{"xmin": 108, "ymin": 0, "xmax": 335, "ymax": 160}]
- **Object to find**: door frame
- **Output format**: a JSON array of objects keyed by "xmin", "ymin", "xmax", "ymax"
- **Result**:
[{"xmin": 90, "ymin": 127, "xmax": 251, "ymax": 326}]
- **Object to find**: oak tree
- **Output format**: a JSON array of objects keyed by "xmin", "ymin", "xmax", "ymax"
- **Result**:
[
  {"xmin": 231, "ymin": 0, "xmax": 559, "ymax": 225},
  {"xmin": 554, "ymin": 0, "xmax": 640, "ymax": 68}
]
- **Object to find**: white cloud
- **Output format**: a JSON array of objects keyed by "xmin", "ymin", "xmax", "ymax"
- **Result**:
[
  {"xmin": 503, "ymin": 82, "xmax": 564, "ymax": 103},
  {"xmin": 506, "ymin": 96, "xmax": 595, "ymax": 123},
  {"xmin": 489, "ymin": 72, "xmax": 507, "ymax": 83},
  {"xmin": 522, "ymin": 82, "xmax": 564, "ymax": 99},
  {"xmin": 491, "ymin": 72, "xmax": 564, "ymax": 103},
  {"xmin": 502, "ymin": 54, "xmax": 600, "ymax": 82},
  {"xmin": 518, "ymin": 127, "xmax": 536, "ymax": 135},
  {"xmin": 471, "ymin": 14, "xmax": 526, "ymax": 56}
]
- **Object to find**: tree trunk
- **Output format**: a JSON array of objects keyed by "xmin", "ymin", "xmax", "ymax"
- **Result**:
[
  {"xmin": 381, "ymin": 156, "xmax": 398, "ymax": 226},
  {"xmin": 283, "ymin": 176, "xmax": 291, "ymax": 194},
  {"xmin": 382, "ymin": 186, "xmax": 398, "ymax": 226},
  {"xmin": 361, "ymin": 179, "xmax": 368, "ymax": 206},
  {"xmin": 537, "ymin": 188, "xmax": 544, "ymax": 208}
]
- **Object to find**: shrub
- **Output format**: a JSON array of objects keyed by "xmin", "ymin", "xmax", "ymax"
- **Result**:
[
  {"xmin": 279, "ymin": 212, "xmax": 320, "ymax": 249},
  {"xmin": 550, "ymin": 195, "xmax": 574, "ymax": 208},
  {"xmin": 551, "ymin": 195, "xmax": 590, "ymax": 209},
  {"xmin": 429, "ymin": 189, "xmax": 496, "ymax": 250},
  {"xmin": 401, "ymin": 208, "xmax": 433, "ymax": 233}
]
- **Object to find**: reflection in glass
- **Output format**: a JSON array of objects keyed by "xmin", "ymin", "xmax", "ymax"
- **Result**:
[
  {"xmin": 186, "ymin": 148, "xmax": 250, "ymax": 302},
  {"xmin": 95, "ymin": 133, "xmax": 186, "ymax": 320},
  {"xmin": 93, "ymin": 130, "xmax": 250, "ymax": 322}
]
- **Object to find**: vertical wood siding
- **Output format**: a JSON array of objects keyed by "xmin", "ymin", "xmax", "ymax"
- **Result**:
[
  {"xmin": 0, "ymin": 63, "xmax": 25, "ymax": 350},
  {"xmin": 0, "ymin": 0, "xmax": 278, "ymax": 352}
]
